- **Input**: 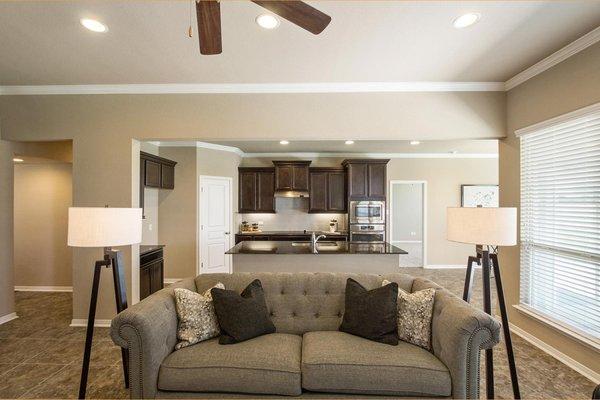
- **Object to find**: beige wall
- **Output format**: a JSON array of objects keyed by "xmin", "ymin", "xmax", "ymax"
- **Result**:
[
  {"xmin": 14, "ymin": 163, "xmax": 72, "ymax": 287},
  {"xmin": 501, "ymin": 42, "xmax": 600, "ymax": 374},
  {"xmin": 0, "ymin": 90, "xmax": 504, "ymax": 321},
  {"xmin": 0, "ymin": 140, "xmax": 15, "ymax": 320},
  {"xmin": 155, "ymin": 146, "xmax": 242, "ymax": 280},
  {"xmin": 0, "ymin": 92, "xmax": 505, "ymax": 142},
  {"xmin": 387, "ymin": 157, "xmax": 498, "ymax": 265},
  {"xmin": 158, "ymin": 147, "xmax": 198, "ymax": 279},
  {"xmin": 140, "ymin": 142, "xmax": 159, "ymax": 245}
]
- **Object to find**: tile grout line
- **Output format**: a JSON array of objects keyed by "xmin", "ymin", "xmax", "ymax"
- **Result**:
[{"xmin": 17, "ymin": 363, "xmax": 72, "ymax": 399}]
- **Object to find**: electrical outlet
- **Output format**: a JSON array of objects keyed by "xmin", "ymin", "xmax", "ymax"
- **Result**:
[{"xmin": 149, "ymin": 224, "xmax": 153, "ymax": 231}]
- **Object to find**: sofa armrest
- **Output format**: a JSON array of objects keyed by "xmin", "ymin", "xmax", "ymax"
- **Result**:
[
  {"xmin": 412, "ymin": 278, "xmax": 501, "ymax": 399},
  {"xmin": 110, "ymin": 278, "xmax": 196, "ymax": 399}
]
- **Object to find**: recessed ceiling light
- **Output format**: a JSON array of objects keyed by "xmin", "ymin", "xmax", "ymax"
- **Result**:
[
  {"xmin": 80, "ymin": 18, "xmax": 108, "ymax": 33},
  {"xmin": 280, "ymin": 140, "xmax": 289, "ymax": 145},
  {"xmin": 13, "ymin": 158, "xmax": 24, "ymax": 163},
  {"xmin": 256, "ymin": 14, "xmax": 280, "ymax": 30},
  {"xmin": 453, "ymin": 13, "xmax": 480, "ymax": 29},
  {"xmin": 410, "ymin": 140, "xmax": 421, "ymax": 146},
  {"xmin": 345, "ymin": 140, "xmax": 354, "ymax": 145}
]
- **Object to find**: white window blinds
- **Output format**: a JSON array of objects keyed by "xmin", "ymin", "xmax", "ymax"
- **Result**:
[{"xmin": 519, "ymin": 104, "xmax": 600, "ymax": 344}]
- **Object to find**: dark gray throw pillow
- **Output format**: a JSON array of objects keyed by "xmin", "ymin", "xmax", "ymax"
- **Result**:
[
  {"xmin": 211, "ymin": 279, "xmax": 276, "ymax": 344},
  {"xmin": 339, "ymin": 278, "xmax": 399, "ymax": 345}
]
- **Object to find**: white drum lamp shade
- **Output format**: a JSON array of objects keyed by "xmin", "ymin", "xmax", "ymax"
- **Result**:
[
  {"xmin": 68, "ymin": 207, "xmax": 142, "ymax": 248},
  {"xmin": 447, "ymin": 207, "xmax": 517, "ymax": 246}
]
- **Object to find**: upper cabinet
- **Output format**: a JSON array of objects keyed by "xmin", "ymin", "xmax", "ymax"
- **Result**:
[
  {"xmin": 309, "ymin": 168, "xmax": 347, "ymax": 213},
  {"xmin": 342, "ymin": 159, "xmax": 389, "ymax": 200},
  {"xmin": 273, "ymin": 161, "xmax": 311, "ymax": 191},
  {"xmin": 140, "ymin": 152, "xmax": 177, "ymax": 217},
  {"xmin": 141, "ymin": 152, "xmax": 177, "ymax": 190},
  {"xmin": 238, "ymin": 168, "xmax": 276, "ymax": 213}
]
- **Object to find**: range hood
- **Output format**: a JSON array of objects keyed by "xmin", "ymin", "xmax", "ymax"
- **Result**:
[{"xmin": 274, "ymin": 189, "xmax": 310, "ymax": 198}]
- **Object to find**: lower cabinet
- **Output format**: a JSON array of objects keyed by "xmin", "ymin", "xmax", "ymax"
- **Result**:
[{"xmin": 140, "ymin": 248, "xmax": 164, "ymax": 300}]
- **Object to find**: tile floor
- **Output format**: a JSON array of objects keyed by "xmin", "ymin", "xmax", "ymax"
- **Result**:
[{"xmin": 0, "ymin": 268, "xmax": 596, "ymax": 399}]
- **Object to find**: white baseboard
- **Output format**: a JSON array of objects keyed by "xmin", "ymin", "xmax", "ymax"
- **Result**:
[
  {"xmin": 424, "ymin": 264, "xmax": 466, "ymax": 269},
  {"xmin": 70, "ymin": 319, "xmax": 112, "ymax": 328},
  {"xmin": 164, "ymin": 278, "xmax": 181, "ymax": 285},
  {"xmin": 392, "ymin": 240, "xmax": 423, "ymax": 244},
  {"xmin": 15, "ymin": 285, "xmax": 73, "ymax": 292},
  {"xmin": 507, "ymin": 322, "xmax": 600, "ymax": 383},
  {"xmin": 0, "ymin": 312, "xmax": 18, "ymax": 325}
]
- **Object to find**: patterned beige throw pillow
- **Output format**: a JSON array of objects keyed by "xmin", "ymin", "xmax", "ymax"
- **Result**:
[
  {"xmin": 382, "ymin": 279, "xmax": 436, "ymax": 350},
  {"xmin": 174, "ymin": 283, "xmax": 224, "ymax": 350}
]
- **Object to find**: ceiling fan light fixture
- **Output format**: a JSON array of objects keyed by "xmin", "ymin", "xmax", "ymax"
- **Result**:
[
  {"xmin": 453, "ymin": 13, "xmax": 480, "ymax": 29},
  {"xmin": 80, "ymin": 18, "xmax": 108, "ymax": 33},
  {"xmin": 256, "ymin": 14, "xmax": 280, "ymax": 29}
]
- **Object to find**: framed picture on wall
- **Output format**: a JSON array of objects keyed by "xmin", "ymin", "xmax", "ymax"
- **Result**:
[{"xmin": 461, "ymin": 184, "xmax": 499, "ymax": 207}]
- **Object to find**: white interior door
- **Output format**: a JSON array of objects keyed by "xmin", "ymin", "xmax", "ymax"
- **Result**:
[{"xmin": 199, "ymin": 176, "xmax": 232, "ymax": 274}]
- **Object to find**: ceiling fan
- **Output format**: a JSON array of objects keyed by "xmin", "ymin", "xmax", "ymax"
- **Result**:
[{"xmin": 195, "ymin": 0, "xmax": 332, "ymax": 55}]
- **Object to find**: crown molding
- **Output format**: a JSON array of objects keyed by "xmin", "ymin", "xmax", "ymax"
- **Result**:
[
  {"xmin": 505, "ymin": 26, "xmax": 600, "ymax": 91},
  {"xmin": 241, "ymin": 152, "xmax": 498, "ymax": 159},
  {"xmin": 0, "ymin": 81, "xmax": 505, "ymax": 96},
  {"xmin": 154, "ymin": 141, "xmax": 245, "ymax": 156},
  {"xmin": 150, "ymin": 142, "xmax": 497, "ymax": 158}
]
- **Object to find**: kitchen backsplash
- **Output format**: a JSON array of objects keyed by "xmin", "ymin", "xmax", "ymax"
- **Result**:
[{"xmin": 238, "ymin": 197, "xmax": 347, "ymax": 232}]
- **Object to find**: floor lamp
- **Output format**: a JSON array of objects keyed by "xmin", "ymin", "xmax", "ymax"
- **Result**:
[
  {"xmin": 447, "ymin": 207, "xmax": 520, "ymax": 400},
  {"xmin": 67, "ymin": 207, "xmax": 142, "ymax": 399}
]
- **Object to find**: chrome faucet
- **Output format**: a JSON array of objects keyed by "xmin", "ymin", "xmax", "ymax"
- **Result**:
[{"xmin": 311, "ymin": 232, "xmax": 326, "ymax": 253}]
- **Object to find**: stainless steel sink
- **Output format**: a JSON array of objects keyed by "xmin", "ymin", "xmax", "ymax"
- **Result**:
[
  {"xmin": 291, "ymin": 241, "xmax": 340, "ymax": 251},
  {"xmin": 291, "ymin": 241, "xmax": 311, "ymax": 247}
]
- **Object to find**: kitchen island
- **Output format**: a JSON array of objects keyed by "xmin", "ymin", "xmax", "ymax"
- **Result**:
[{"xmin": 226, "ymin": 240, "xmax": 407, "ymax": 274}]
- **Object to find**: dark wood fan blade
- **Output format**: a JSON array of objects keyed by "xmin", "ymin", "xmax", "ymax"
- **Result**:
[
  {"xmin": 196, "ymin": 0, "xmax": 222, "ymax": 55},
  {"xmin": 251, "ymin": 1, "xmax": 331, "ymax": 35}
]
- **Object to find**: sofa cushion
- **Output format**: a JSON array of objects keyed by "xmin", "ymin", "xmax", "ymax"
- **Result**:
[
  {"xmin": 158, "ymin": 333, "xmax": 302, "ymax": 396},
  {"xmin": 302, "ymin": 331, "xmax": 451, "ymax": 397}
]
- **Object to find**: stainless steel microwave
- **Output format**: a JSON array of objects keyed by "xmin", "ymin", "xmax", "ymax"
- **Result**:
[{"xmin": 349, "ymin": 201, "xmax": 385, "ymax": 224}]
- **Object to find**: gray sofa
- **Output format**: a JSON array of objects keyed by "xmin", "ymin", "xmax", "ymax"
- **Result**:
[{"xmin": 111, "ymin": 272, "xmax": 501, "ymax": 399}]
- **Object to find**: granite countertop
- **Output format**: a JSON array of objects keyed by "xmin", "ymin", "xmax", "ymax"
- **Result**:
[
  {"xmin": 140, "ymin": 245, "xmax": 165, "ymax": 255},
  {"xmin": 226, "ymin": 241, "xmax": 407, "ymax": 255},
  {"xmin": 237, "ymin": 230, "xmax": 348, "ymax": 236}
]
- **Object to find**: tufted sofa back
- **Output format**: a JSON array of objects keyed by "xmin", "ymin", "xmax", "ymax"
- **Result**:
[{"xmin": 195, "ymin": 272, "xmax": 416, "ymax": 335}]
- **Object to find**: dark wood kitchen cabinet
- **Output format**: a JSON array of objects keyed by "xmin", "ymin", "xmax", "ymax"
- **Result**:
[
  {"xmin": 141, "ymin": 152, "xmax": 177, "ymax": 190},
  {"xmin": 309, "ymin": 168, "xmax": 346, "ymax": 213},
  {"xmin": 140, "ymin": 246, "xmax": 164, "ymax": 300},
  {"xmin": 273, "ymin": 161, "xmax": 311, "ymax": 191},
  {"xmin": 140, "ymin": 152, "xmax": 177, "ymax": 217},
  {"xmin": 342, "ymin": 159, "xmax": 389, "ymax": 200},
  {"xmin": 238, "ymin": 168, "xmax": 276, "ymax": 213}
]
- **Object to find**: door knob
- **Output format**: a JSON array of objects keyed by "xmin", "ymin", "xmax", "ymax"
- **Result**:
[{"xmin": 225, "ymin": 232, "xmax": 230, "ymax": 235}]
